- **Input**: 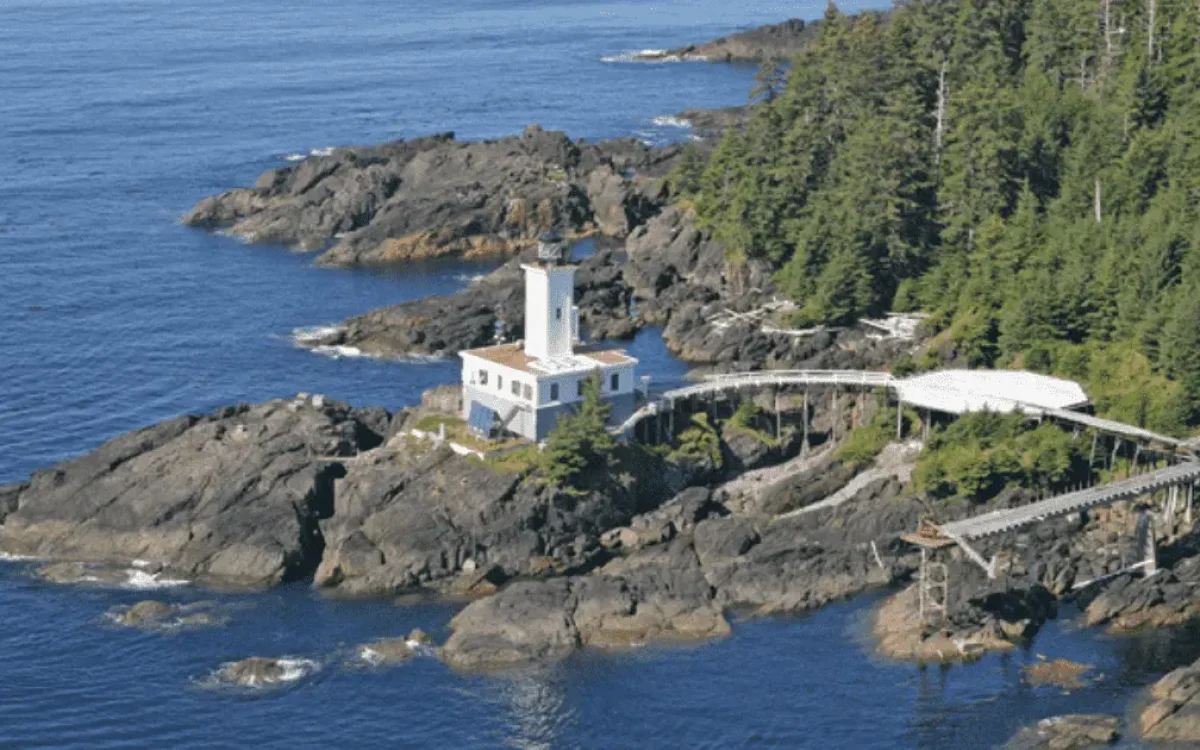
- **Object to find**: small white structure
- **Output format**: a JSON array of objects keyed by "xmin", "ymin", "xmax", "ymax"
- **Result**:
[
  {"xmin": 458, "ymin": 233, "xmax": 639, "ymax": 442},
  {"xmin": 894, "ymin": 369, "xmax": 1090, "ymax": 416}
]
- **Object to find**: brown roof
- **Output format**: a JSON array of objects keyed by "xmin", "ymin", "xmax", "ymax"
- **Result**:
[
  {"xmin": 461, "ymin": 343, "xmax": 538, "ymax": 373},
  {"xmin": 461, "ymin": 343, "xmax": 636, "ymax": 374},
  {"xmin": 582, "ymin": 348, "xmax": 637, "ymax": 366}
]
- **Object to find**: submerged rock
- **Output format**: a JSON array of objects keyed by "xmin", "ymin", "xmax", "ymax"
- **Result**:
[
  {"xmin": 214, "ymin": 657, "xmax": 319, "ymax": 688},
  {"xmin": 107, "ymin": 599, "xmax": 227, "ymax": 629},
  {"xmin": 0, "ymin": 398, "xmax": 387, "ymax": 589},
  {"xmin": 1005, "ymin": 714, "xmax": 1119, "ymax": 749},
  {"xmin": 112, "ymin": 600, "xmax": 175, "ymax": 626},
  {"xmin": 359, "ymin": 638, "xmax": 414, "ymax": 665}
]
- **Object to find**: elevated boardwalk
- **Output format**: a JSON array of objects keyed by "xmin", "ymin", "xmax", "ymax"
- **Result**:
[
  {"xmin": 613, "ymin": 368, "xmax": 1185, "ymax": 449},
  {"xmin": 938, "ymin": 462, "xmax": 1200, "ymax": 542}
]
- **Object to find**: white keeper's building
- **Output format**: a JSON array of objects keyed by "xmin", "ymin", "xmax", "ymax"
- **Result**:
[{"xmin": 459, "ymin": 233, "xmax": 640, "ymax": 442}]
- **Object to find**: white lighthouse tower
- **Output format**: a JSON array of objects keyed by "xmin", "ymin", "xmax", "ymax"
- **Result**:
[
  {"xmin": 458, "ymin": 232, "xmax": 640, "ymax": 442},
  {"xmin": 521, "ymin": 233, "xmax": 579, "ymax": 360}
]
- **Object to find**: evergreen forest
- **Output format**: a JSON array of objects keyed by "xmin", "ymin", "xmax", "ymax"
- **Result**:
[{"xmin": 669, "ymin": 0, "xmax": 1200, "ymax": 435}]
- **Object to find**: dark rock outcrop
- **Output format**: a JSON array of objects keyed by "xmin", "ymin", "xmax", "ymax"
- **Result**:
[
  {"xmin": 1084, "ymin": 553, "xmax": 1200, "ymax": 633},
  {"xmin": 314, "ymin": 441, "xmax": 675, "ymax": 597},
  {"xmin": 299, "ymin": 244, "xmax": 635, "ymax": 358},
  {"xmin": 440, "ymin": 540, "xmax": 731, "ymax": 671},
  {"xmin": 183, "ymin": 127, "xmax": 678, "ymax": 266},
  {"xmin": 632, "ymin": 18, "xmax": 821, "ymax": 63},
  {"xmin": 0, "ymin": 396, "xmax": 386, "ymax": 588},
  {"xmin": 1139, "ymin": 657, "xmax": 1200, "ymax": 742}
]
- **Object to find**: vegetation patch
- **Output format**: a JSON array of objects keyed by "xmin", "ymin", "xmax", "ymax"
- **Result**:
[
  {"xmin": 913, "ymin": 412, "xmax": 1091, "ymax": 502},
  {"xmin": 667, "ymin": 0, "xmax": 1200, "ymax": 435}
]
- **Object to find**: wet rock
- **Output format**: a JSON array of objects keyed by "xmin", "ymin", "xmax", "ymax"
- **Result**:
[
  {"xmin": 112, "ymin": 600, "xmax": 175, "ymax": 626},
  {"xmin": 215, "ymin": 657, "xmax": 318, "ymax": 688},
  {"xmin": 1084, "ymin": 555, "xmax": 1200, "ymax": 633},
  {"xmin": 107, "ymin": 600, "xmax": 226, "ymax": 629},
  {"xmin": 1139, "ymin": 657, "xmax": 1200, "ymax": 742},
  {"xmin": 439, "ymin": 541, "xmax": 729, "ymax": 671},
  {"xmin": 183, "ymin": 129, "xmax": 680, "ymax": 266},
  {"xmin": 1, "ymin": 399, "xmax": 386, "ymax": 588},
  {"xmin": 1023, "ymin": 659, "xmax": 1092, "ymax": 690},
  {"xmin": 360, "ymin": 638, "xmax": 414, "ymax": 664},
  {"xmin": 406, "ymin": 628, "xmax": 433, "ymax": 646},
  {"xmin": 1005, "ymin": 714, "xmax": 1119, "ymax": 749}
]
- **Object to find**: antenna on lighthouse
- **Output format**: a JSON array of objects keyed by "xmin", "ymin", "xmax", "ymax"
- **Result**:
[{"xmin": 537, "ymin": 231, "xmax": 567, "ymax": 266}]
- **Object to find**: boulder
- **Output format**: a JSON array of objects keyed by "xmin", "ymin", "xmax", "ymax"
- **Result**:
[
  {"xmin": 360, "ymin": 638, "xmax": 415, "ymax": 665},
  {"xmin": 113, "ymin": 600, "xmax": 175, "ymax": 626},
  {"xmin": 215, "ymin": 657, "xmax": 319, "ymax": 688},
  {"xmin": 1005, "ymin": 714, "xmax": 1119, "ymax": 749},
  {"xmin": 1140, "ymin": 657, "xmax": 1200, "ymax": 742},
  {"xmin": 440, "ymin": 540, "xmax": 729, "ymax": 671},
  {"xmin": 0, "ymin": 398, "xmax": 386, "ymax": 588}
]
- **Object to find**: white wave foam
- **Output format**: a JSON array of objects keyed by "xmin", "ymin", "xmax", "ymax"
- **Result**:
[
  {"xmin": 292, "ymin": 323, "xmax": 346, "ymax": 344},
  {"xmin": 0, "ymin": 552, "xmax": 38, "ymax": 562},
  {"xmin": 123, "ymin": 569, "xmax": 190, "ymax": 590},
  {"xmin": 651, "ymin": 115, "xmax": 692, "ymax": 128},
  {"xmin": 282, "ymin": 152, "xmax": 306, "ymax": 162},
  {"xmin": 309, "ymin": 147, "xmax": 335, "ymax": 157},
  {"xmin": 454, "ymin": 273, "xmax": 485, "ymax": 284},
  {"xmin": 398, "ymin": 353, "xmax": 448, "ymax": 364},
  {"xmin": 310, "ymin": 344, "xmax": 366, "ymax": 359},
  {"xmin": 601, "ymin": 49, "xmax": 703, "ymax": 64},
  {"xmin": 277, "ymin": 658, "xmax": 320, "ymax": 682}
]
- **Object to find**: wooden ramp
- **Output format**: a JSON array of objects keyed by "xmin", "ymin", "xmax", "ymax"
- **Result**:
[{"xmin": 938, "ymin": 462, "xmax": 1200, "ymax": 542}]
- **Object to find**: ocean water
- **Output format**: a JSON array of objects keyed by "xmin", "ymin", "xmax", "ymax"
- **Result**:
[{"xmin": 0, "ymin": 0, "xmax": 1191, "ymax": 746}]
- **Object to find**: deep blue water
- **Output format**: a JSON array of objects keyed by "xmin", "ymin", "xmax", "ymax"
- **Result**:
[{"xmin": 0, "ymin": 0, "xmax": 1192, "ymax": 746}]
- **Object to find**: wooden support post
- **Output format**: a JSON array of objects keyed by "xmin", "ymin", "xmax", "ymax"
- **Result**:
[
  {"xmin": 896, "ymin": 398, "xmax": 903, "ymax": 440},
  {"xmin": 774, "ymin": 390, "xmax": 781, "ymax": 439},
  {"xmin": 833, "ymin": 388, "xmax": 840, "ymax": 441},
  {"xmin": 1133, "ymin": 444, "xmax": 1141, "ymax": 472},
  {"xmin": 1110, "ymin": 437, "xmax": 1121, "ymax": 470},
  {"xmin": 1089, "ymin": 432, "xmax": 1098, "ymax": 468},
  {"xmin": 802, "ymin": 390, "xmax": 809, "ymax": 451},
  {"xmin": 1137, "ymin": 509, "xmax": 1157, "ymax": 577},
  {"xmin": 923, "ymin": 409, "xmax": 930, "ymax": 441}
]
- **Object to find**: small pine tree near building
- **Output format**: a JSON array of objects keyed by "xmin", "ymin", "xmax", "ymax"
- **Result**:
[{"xmin": 539, "ymin": 372, "xmax": 615, "ymax": 488}]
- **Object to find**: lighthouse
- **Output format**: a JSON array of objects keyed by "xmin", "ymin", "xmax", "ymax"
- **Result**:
[{"xmin": 458, "ymin": 233, "xmax": 639, "ymax": 442}]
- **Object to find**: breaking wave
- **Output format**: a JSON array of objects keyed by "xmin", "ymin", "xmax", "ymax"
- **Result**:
[{"xmin": 651, "ymin": 115, "xmax": 691, "ymax": 128}]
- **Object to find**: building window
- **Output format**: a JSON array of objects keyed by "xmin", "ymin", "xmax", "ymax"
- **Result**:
[
  {"xmin": 524, "ymin": 384, "xmax": 532, "ymax": 401},
  {"xmin": 550, "ymin": 383, "xmax": 559, "ymax": 401},
  {"xmin": 556, "ymin": 307, "xmax": 562, "ymax": 320},
  {"xmin": 611, "ymin": 373, "xmax": 620, "ymax": 391},
  {"xmin": 577, "ymin": 379, "xmax": 585, "ymax": 397},
  {"xmin": 497, "ymin": 374, "xmax": 503, "ymax": 391},
  {"xmin": 512, "ymin": 380, "xmax": 520, "ymax": 396},
  {"xmin": 479, "ymin": 369, "xmax": 488, "ymax": 386}
]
